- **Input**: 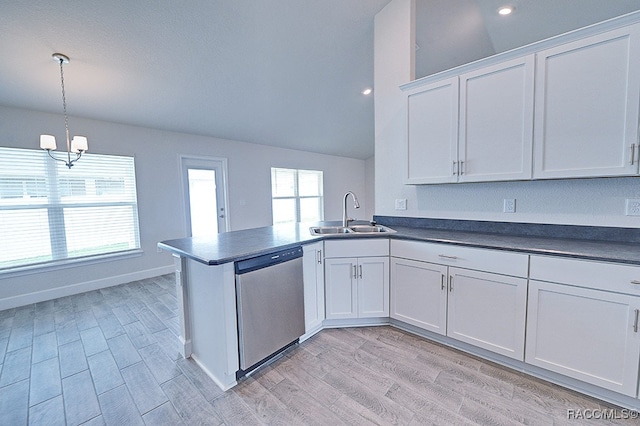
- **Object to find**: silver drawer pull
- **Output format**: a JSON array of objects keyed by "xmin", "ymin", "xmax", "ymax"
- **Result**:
[
  {"xmin": 631, "ymin": 280, "xmax": 640, "ymax": 285},
  {"xmin": 634, "ymin": 309, "xmax": 639, "ymax": 333},
  {"xmin": 438, "ymin": 254, "xmax": 458, "ymax": 260}
]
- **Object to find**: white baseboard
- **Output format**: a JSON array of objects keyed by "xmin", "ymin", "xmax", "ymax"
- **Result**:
[
  {"xmin": 0, "ymin": 264, "xmax": 175, "ymax": 311},
  {"xmin": 191, "ymin": 353, "xmax": 237, "ymax": 391}
]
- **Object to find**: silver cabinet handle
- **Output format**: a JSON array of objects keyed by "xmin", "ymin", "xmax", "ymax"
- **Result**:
[
  {"xmin": 358, "ymin": 265, "xmax": 363, "ymax": 279},
  {"xmin": 353, "ymin": 265, "xmax": 357, "ymax": 279},
  {"xmin": 459, "ymin": 160, "xmax": 465, "ymax": 175},
  {"xmin": 634, "ymin": 309, "xmax": 639, "ymax": 333},
  {"xmin": 438, "ymin": 254, "xmax": 458, "ymax": 260},
  {"xmin": 317, "ymin": 250, "xmax": 322, "ymax": 265},
  {"xmin": 631, "ymin": 280, "xmax": 640, "ymax": 285},
  {"xmin": 631, "ymin": 144, "xmax": 636, "ymax": 166},
  {"xmin": 452, "ymin": 161, "xmax": 458, "ymax": 176},
  {"xmin": 441, "ymin": 274, "xmax": 445, "ymax": 291},
  {"xmin": 449, "ymin": 275, "xmax": 453, "ymax": 292}
]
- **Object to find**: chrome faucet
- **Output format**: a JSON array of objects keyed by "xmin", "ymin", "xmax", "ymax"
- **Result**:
[{"xmin": 342, "ymin": 191, "xmax": 360, "ymax": 227}]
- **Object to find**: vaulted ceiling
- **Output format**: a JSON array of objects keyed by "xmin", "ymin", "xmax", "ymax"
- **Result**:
[
  {"xmin": 1, "ymin": 1, "xmax": 639, "ymax": 160},
  {"xmin": 415, "ymin": 0, "xmax": 640, "ymax": 78}
]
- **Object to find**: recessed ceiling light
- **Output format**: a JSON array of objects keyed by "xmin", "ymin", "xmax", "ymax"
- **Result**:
[
  {"xmin": 362, "ymin": 88, "xmax": 373, "ymax": 95},
  {"xmin": 498, "ymin": 6, "xmax": 514, "ymax": 16}
]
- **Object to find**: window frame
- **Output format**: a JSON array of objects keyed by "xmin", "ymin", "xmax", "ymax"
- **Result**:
[
  {"xmin": 0, "ymin": 147, "xmax": 142, "ymax": 273},
  {"xmin": 271, "ymin": 167, "xmax": 324, "ymax": 224}
]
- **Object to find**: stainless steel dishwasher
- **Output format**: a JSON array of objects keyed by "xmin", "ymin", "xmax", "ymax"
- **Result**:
[{"xmin": 235, "ymin": 246, "xmax": 305, "ymax": 377}]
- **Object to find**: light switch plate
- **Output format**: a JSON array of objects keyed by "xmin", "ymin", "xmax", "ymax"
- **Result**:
[{"xmin": 395, "ymin": 199, "xmax": 407, "ymax": 210}]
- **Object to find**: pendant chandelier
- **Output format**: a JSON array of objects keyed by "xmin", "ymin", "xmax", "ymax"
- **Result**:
[{"xmin": 39, "ymin": 53, "xmax": 88, "ymax": 168}]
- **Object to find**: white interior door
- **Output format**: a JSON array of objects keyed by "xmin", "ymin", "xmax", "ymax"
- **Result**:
[{"xmin": 181, "ymin": 156, "xmax": 229, "ymax": 236}]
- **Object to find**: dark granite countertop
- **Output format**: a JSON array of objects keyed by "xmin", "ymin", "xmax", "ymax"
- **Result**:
[
  {"xmin": 158, "ymin": 218, "xmax": 640, "ymax": 266},
  {"xmin": 158, "ymin": 222, "xmax": 322, "ymax": 265},
  {"xmin": 387, "ymin": 226, "xmax": 640, "ymax": 265}
]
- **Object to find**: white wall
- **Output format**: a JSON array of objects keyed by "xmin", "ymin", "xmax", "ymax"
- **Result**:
[
  {"xmin": 365, "ymin": 156, "xmax": 375, "ymax": 221},
  {"xmin": 374, "ymin": 0, "xmax": 640, "ymax": 228},
  {"xmin": 0, "ymin": 105, "xmax": 370, "ymax": 309}
]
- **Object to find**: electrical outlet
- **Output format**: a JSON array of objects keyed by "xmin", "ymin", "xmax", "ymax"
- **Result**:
[
  {"xmin": 503, "ymin": 199, "xmax": 516, "ymax": 213},
  {"xmin": 626, "ymin": 199, "xmax": 640, "ymax": 216},
  {"xmin": 395, "ymin": 199, "xmax": 407, "ymax": 210}
]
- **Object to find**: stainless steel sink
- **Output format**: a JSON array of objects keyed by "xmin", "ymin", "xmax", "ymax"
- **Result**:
[
  {"xmin": 349, "ymin": 225, "xmax": 394, "ymax": 233},
  {"xmin": 309, "ymin": 224, "xmax": 395, "ymax": 236},
  {"xmin": 309, "ymin": 226, "xmax": 353, "ymax": 235}
]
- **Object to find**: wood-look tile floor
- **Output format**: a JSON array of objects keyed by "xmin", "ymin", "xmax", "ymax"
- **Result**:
[{"xmin": 0, "ymin": 274, "xmax": 631, "ymax": 425}]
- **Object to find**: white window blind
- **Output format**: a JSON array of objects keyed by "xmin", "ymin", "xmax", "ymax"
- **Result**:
[
  {"xmin": 0, "ymin": 147, "xmax": 141, "ymax": 270},
  {"xmin": 271, "ymin": 168, "xmax": 323, "ymax": 224}
]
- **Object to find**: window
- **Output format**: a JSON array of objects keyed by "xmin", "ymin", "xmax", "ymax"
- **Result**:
[
  {"xmin": 0, "ymin": 147, "xmax": 141, "ymax": 270},
  {"xmin": 271, "ymin": 168, "xmax": 323, "ymax": 224}
]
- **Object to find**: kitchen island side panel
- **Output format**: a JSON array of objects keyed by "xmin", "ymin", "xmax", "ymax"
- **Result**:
[{"xmin": 186, "ymin": 259, "xmax": 238, "ymax": 390}]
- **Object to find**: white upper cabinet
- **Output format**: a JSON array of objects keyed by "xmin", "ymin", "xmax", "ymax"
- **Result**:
[
  {"xmin": 402, "ymin": 18, "xmax": 640, "ymax": 184},
  {"xmin": 404, "ymin": 56, "xmax": 534, "ymax": 184},
  {"xmin": 459, "ymin": 56, "xmax": 534, "ymax": 182},
  {"xmin": 406, "ymin": 77, "xmax": 459, "ymax": 184},
  {"xmin": 533, "ymin": 23, "xmax": 640, "ymax": 179}
]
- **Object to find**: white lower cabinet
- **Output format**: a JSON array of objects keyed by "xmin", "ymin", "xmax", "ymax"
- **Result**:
[
  {"xmin": 302, "ymin": 242, "xmax": 325, "ymax": 337},
  {"xmin": 325, "ymin": 257, "xmax": 390, "ymax": 319},
  {"xmin": 390, "ymin": 240, "xmax": 528, "ymax": 360},
  {"xmin": 391, "ymin": 258, "xmax": 447, "ymax": 334},
  {"xmin": 324, "ymin": 239, "xmax": 390, "ymax": 320},
  {"xmin": 447, "ymin": 267, "xmax": 527, "ymax": 360},
  {"xmin": 526, "ymin": 256, "xmax": 640, "ymax": 396}
]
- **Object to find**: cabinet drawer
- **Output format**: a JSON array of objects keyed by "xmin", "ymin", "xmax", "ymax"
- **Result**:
[
  {"xmin": 324, "ymin": 239, "xmax": 389, "ymax": 258},
  {"xmin": 391, "ymin": 240, "xmax": 528, "ymax": 277},
  {"xmin": 530, "ymin": 255, "xmax": 640, "ymax": 295}
]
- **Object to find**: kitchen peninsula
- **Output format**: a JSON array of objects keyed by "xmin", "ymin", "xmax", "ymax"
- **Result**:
[{"xmin": 159, "ymin": 217, "xmax": 640, "ymax": 410}]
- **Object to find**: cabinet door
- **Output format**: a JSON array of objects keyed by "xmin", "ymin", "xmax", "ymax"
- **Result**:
[
  {"xmin": 324, "ymin": 258, "xmax": 357, "ymax": 319},
  {"xmin": 533, "ymin": 24, "xmax": 640, "ymax": 178},
  {"xmin": 526, "ymin": 280, "xmax": 640, "ymax": 396},
  {"xmin": 302, "ymin": 242, "xmax": 325, "ymax": 334},
  {"xmin": 357, "ymin": 257, "xmax": 390, "ymax": 318},
  {"xmin": 447, "ymin": 268, "xmax": 527, "ymax": 360},
  {"xmin": 459, "ymin": 56, "xmax": 534, "ymax": 182},
  {"xmin": 405, "ymin": 77, "xmax": 459, "ymax": 184},
  {"xmin": 391, "ymin": 258, "xmax": 447, "ymax": 335}
]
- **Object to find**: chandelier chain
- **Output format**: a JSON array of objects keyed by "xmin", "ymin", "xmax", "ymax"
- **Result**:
[
  {"xmin": 41, "ymin": 52, "xmax": 86, "ymax": 169},
  {"xmin": 58, "ymin": 57, "xmax": 71, "ymax": 150}
]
